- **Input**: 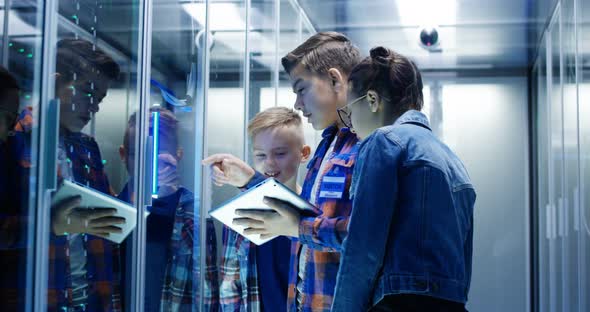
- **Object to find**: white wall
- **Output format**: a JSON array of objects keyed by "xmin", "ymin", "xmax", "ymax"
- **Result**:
[{"xmin": 434, "ymin": 78, "xmax": 530, "ymax": 312}]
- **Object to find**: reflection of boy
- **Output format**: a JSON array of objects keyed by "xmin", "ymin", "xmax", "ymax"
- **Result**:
[
  {"xmin": 118, "ymin": 107, "xmax": 219, "ymax": 312},
  {"xmin": 0, "ymin": 66, "xmax": 19, "ymax": 144},
  {"xmin": 219, "ymin": 107, "xmax": 311, "ymax": 312},
  {"xmin": 2, "ymin": 39, "xmax": 123, "ymax": 311},
  {"xmin": 0, "ymin": 65, "xmax": 21, "ymax": 246}
]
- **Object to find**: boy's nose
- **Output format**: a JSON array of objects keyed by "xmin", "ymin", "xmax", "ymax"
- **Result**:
[
  {"xmin": 294, "ymin": 95, "xmax": 304, "ymax": 111},
  {"xmin": 265, "ymin": 157, "xmax": 277, "ymax": 167}
]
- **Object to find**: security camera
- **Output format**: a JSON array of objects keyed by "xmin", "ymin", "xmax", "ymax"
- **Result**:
[{"xmin": 419, "ymin": 27, "xmax": 441, "ymax": 52}]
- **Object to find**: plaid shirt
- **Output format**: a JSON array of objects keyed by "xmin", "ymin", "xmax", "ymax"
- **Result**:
[
  {"xmin": 243, "ymin": 125, "xmax": 359, "ymax": 312},
  {"xmin": 219, "ymin": 227, "xmax": 261, "ymax": 312},
  {"xmin": 1, "ymin": 107, "xmax": 122, "ymax": 312},
  {"xmin": 118, "ymin": 180, "xmax": 220, "ymax": 312},
  {"xmin": 158, "ymin": 187, "xmax": 220, "ymax": 312}
]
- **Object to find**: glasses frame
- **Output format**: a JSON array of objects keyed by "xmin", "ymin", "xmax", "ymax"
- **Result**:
[{"xmin": 337, "ymin": 94, "xmax": 367, "ymax": 129}]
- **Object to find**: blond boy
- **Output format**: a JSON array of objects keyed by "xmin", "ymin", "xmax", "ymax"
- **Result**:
[{"xmin": 218, "ymin": 107, "xmax": 310, "ymax": 312}]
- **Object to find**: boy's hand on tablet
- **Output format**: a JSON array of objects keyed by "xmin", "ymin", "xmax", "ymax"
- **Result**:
[
  {"xmin": 51, "ymin": 195, "xmax": 126, "ymax": 237},
  {"xmin": 233, "ymin": 196, "xmax": 301, "ymax": 239},
  {"xmin": 202, "ymin": 153, "xmax": 255, "ymax": 187}
]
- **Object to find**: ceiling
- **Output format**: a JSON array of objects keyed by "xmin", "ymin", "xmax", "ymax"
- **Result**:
[
  {"xmin": 4, "ymin": 0, "xmax": 589, "ymax": 83},
  {"xmin": 297, "ymin": 0, "xmax": 537, "ymax": 70}
]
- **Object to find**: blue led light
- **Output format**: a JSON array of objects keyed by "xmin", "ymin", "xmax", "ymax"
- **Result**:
[{"xmin": 151, "ymin": 111, "xmax": 160, "ymax": 198}]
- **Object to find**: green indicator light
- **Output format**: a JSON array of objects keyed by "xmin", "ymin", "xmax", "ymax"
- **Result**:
[
  {"xmin": 27, "ymin": 53, "xmax": 33, "ymax": 58},
  {"xmin": 25, "ymin": 95, "xmax": 31, "ymax": 99},
  {"xmin": 8, "ymin": 43, "xmax": 13, "ymax": 47},
  {"xmin": 102, "ymin": 159, "xmax": 107, "ymax": 165},
  {"xmin": 18, "ymin": 48, "xmax": 24, "ymax": 53},
  {"xmin": 72, "ymin": 15, "xmax": 78, "ymax": 19}
]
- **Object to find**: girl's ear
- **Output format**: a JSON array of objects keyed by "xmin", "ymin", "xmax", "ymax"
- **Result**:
[{"xmin": 367, "ymin": 90, "xmax": 380, "ymax": 113}]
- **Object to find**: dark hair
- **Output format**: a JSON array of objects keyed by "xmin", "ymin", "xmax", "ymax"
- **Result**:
[
  {"xmin": 0, "ymin": 65, "xmax": 19, "ymax": 101},
  {"xmin": 349, "ymin": 46, "xmax": 423, "ymax": 116},
  {"xmin": 56, "ymin": 38, "xmax": 120, "ymax": 84},
  {"xmin": 281, "ymin": 31, "xmax": 361, "ymax": 77}
]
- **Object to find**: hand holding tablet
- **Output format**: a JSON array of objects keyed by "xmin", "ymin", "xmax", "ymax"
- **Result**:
[
  {"xmin": 52, "ymin": 180, "xmax": 142, "ymax": 243},
  {"xmin": 210, "ymin": 178, "xmax": 318, "ymax": 245}
]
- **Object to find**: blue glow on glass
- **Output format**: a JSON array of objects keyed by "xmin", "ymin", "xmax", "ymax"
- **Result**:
[{"xmin": 152, "ymin": 111, "xmax": 160, "ymax": 197}]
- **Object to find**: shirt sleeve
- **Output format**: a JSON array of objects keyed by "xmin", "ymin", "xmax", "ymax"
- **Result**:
[
  {"xmin": 239, "ymin": 171, "xmax": 266, "ymax": 191},
  {"xmin": 219, "ymin": 227, "xmax": 245, "ymax": 311},
  {"xmin": 297, "ymin": 214, "xmax": 349, "ymax": 252},
  {"xmin": 331, "ymin": 131, "xmax": 402, "ymax": 311}
]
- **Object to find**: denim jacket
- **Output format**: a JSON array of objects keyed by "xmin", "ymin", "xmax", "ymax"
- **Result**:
[{"xmin": 331, "ymin": 110, "xmax": 476, "ymax": 311}]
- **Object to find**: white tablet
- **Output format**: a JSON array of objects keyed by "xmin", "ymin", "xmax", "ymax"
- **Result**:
[
  {"xmin": 52, "ymin": 179, "xmax": 143, "ymax": 244},
  {"xmin": 210, "ymin": 177, "xmax": 317, "ymax": 246}
]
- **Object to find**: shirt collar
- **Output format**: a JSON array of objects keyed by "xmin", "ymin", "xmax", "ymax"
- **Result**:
[
  {"xmin": 393, "ymin": 110, "xmax": 431, "ymax": 131},
  {"xmin": 321, "ymin": 124, "xmax": 339, "ymax": 139},
  {"xmin": 321, "ymin": 124, "xmax": 354, "ymax": 139}
]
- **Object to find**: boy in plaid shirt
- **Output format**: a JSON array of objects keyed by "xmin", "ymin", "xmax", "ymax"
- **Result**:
[
  {"xmin": 1, "ymin": 39, "xmax": 124, "ymax": 312},
  {"xmin": 118, "ymin": 107, "xmax": 219, "ymax": 311},
  {"xmin": 215, "ymin": 107, "xmax": 311, "ymax": 312},
  {"xmin": 203, "ymin": 32, "xmax": 361, "ymax": 311}
]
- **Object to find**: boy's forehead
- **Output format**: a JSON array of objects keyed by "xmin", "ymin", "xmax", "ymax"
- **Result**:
[{"xmin": 289, "ymin": 64, "xmax": 315, "ymax": 86}]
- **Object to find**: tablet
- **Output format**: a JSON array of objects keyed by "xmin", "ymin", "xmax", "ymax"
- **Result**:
[
  {"xmin": 52, "ymin": 179, "xmax": 143, "ymax": 244},
  {"xmin": 210, "ymin": 177, "xmax": 317, "ymax": 246}
]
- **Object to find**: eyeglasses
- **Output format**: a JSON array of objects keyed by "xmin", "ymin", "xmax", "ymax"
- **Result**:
[{"xmin": 337, "ymin": 94, "xmax": 367, "ymax": 129}]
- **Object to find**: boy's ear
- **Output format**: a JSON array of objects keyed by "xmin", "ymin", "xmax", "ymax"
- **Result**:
[
  {"xmin": 300, "ymin": 145, "xmax": 312, "ymax": 162},
  {"xmin": 327, "ymin": 68, "xmax": 345, "ymax": 93},
  {"xmin": 119, "ymin": 145, "xmax": 126, "ymax": 162}
]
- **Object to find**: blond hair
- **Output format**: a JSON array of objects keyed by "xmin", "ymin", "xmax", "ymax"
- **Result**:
[{"xmin": 248, "ymin": 107, "xmax": 303, "ymax": 141}]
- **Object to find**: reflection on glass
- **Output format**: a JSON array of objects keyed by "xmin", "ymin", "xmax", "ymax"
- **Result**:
[
  {"xmin": 579, "ymin": 0, "xmax": 590, "ymax": 310},
  {"xmin": 561, "ymin": 2, "xmax": 579, "ymax": 311},
  {"xmin": 549, "ymin": 14, "xmax": 563, "ymax": 312},
  {"xmin": 26, "ymin": 1, "xmax": 141, "ymax": 311},
  {"xmin": 0, "ymin": 1, "xmax": 44, "ymax": 310},
  {"xmin": 46, "ymin": 38, "xmax": 123, "ymax": 311},
  {"xmin": 145, "ymin": 0, "xmax": 215, "ymax": 311},
  {"xmin": 248, "ymin": 0, "xmax": 277, "ymax": 122},
  {"xmin": 535, "ymin": 40, "xmax": 550, "ymax": 312},
  {"xmin": 207, "ymin": 0, "xmax": 246, "ymax": 310}
]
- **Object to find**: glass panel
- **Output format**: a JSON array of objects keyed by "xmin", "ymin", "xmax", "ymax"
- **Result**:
[
  {"xmin": 248, "ymin": 0, "xmax": 277, "ymax": 122},
  {"xmin": 561, "ymin": 1, "xmax": 579, "ymax": 311},
  {"xmin": 579, "ymin": 0, "xmax": 590, "ymax": 311},
  {"xmin": 0, "ymin": 1, "xmax": 44, "ymax": 311},
  {"xmin": 549, "ymin": 12, "xmax": 564, "ymax": 312},
  {"xmin": 536, "ymin": 38, "xmax": 550, "ymax": 312},
  {"xmin": 206, "ymin": 0, "xmax": 246, "ymax": 311},
  {"xmin": 142, "ymin": 0, "xmax": 214, "ymax": 310},
  {"xmin": 207, "ymin": 0, "xmax": 246, "ymax": 204},
  {"xmin": 37, "ymin": 1, "xmax": 142, "ymax": 311},
  {"xmin": 440, "ymin": 79, "xmax": 529, "ymax": 312}
]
